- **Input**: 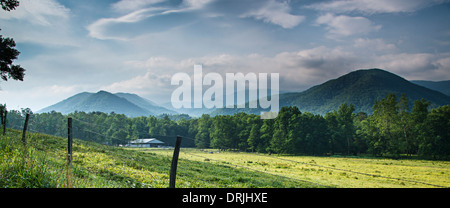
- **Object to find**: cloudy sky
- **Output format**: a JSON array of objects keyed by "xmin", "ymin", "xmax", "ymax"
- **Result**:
[{"xmin": 1, "ymin": 0, "xmax": 450, "ymax": 111}]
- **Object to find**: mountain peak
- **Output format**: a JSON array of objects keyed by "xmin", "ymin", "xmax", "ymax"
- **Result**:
[
  {"xmin": 38, "ymin": 90, "xmax": 176, "ymax": 117},
  {"xmin": 96, "ymin": 90, "xmax": 112, "ymax": 95},
  {"xmin": 281, "ymin": 68, "xmax": 450, "ymax": 114},
  {"xmin": 336, "ymin": 68, "xmax": 406, "ymax": 83}
]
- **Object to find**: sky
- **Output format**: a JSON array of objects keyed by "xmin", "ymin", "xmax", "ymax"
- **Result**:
[{"xmin": 1, "ymin": 0, "xmax": 450, "ymax": 112}]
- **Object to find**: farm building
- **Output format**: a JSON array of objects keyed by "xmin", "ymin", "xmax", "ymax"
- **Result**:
[{"xmin": 128, "ymin": 138, "xmax": 165, "ymax": 148}]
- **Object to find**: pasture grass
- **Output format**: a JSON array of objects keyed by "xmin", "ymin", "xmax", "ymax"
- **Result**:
[
  {"xmin": 2, "ymin": 129, "xmax": 448, "ymax": 188},
  {"xmin": 0, "ymin": 129, "xmax": 323, "ymax": 188},
  {"xmin": 139, "ymin": 148, "xmax": 450, "ymax": 188}
]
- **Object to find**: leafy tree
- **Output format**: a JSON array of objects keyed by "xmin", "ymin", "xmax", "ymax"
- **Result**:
[
  {"xmin": 233, "ymin": 112, "xmax": 251, "ymax": 150},
  {"xmin": 259, "ymin": 118, "xmax": 274, "ymax": 153},
  {"xmin": 412, "ymin": 99, "xmax": 430, "ymax": 124},
  {"xmin": 325, "ymin": 104, "xmax": 356, "ymax": 155},
  {"xmin": 210, "ymin": 115, "xmax": 234, "ymax": 150},
  {"xmin": 397, "ymin": 94, "xmax": 413, "ymax": 156},
  {"xmin": 325, "ymin": 111, "xmax": 341, "ymax": 155},
  {"xmin": 106, "ymin": 114, "xmax": 129, "ymax": 145},
  {"xmin": 337, "ymin": 103, "xmax": 355, "ymax": 155},
  {"xmin": 247, "ymin": 115, "xmax": 262, "ymax": 152},
  {"xmin": 1, "ymin": 0, "xmax": 19, "ymax": 11},
  {"xmin": 420, "ymin": 105, "xmax": 450, "ymax": 159},
  {"xmin": 309, "ymin": 114, "xmax": 330, "ymax": 155},
  {"xmin": 195, "ymin": 114, "xmax": 211, "ymax": 148},
  {"xmin": 410, "ymin": 99, "xmax": 430, "ymax": 156},
  {"xmin": 270, "ymin": 107, "xmax": 300, "ymax": 154},
  {"xmin": 1, "ymin": 0, "xmax": 25, "ymax": 83},
  {"xmin": 372, "ymin": 94, "xmax": 402, "ymax": 157},
  {"xmin": 247, "ymin": 123, "xmax": 260, "ymax": 152},
  {"xmin": 0, "ymin": 104, "xmax": 6, "ymax": 126},
  {"xmin": 131, "ymin": 116, "xmax": 150, "ymax": 138},
  {"xmin": 353, "ymin": 112, "xmax": 369, "ymax": 154}
]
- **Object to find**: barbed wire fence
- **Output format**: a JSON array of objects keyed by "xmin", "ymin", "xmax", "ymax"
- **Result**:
[{"xmin": 1, "ymin": 110, "xmax": 447, "ymax": 188}]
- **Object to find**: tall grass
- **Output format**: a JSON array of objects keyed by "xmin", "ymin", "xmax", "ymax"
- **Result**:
[
  {"xmin": 1, "ymin": 129, "xmax": 323, "ymax": 188},
  {"xmin": 0, "ymin": 130, "xmax": 66, "ymax": 187},
  {"xmin": 0, "ymin": 129, "xmax": 111, "ymax": 188}
]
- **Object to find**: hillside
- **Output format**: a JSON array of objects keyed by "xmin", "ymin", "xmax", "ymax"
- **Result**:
[
  {"xmin": 2, "ymin": 129, "xmax": 448, "ymax": 188},
  {"xmin": 281, "ymin": 69, "xmax": 450, "ymax": 114},
  {"xmin": 38, "ymin": 91, "xmax": 175, "ymax": 117},
  {"xmin": 0, "ymin": 129, "xmax": 319, "ymax": 188},
  {"xmin": 213, "ymin": 68, "xmax": 450, "ymax": 115},
  {"xmin": 411, "ymin": 80, "xmax": 450, "ymax": 96},
  {"xmin": 114, "ymin": 92, "xmax": 177, "ymax": 115}
]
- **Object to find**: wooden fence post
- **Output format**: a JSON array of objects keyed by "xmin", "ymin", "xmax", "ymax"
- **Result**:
[
  {"xmin": 22, "ymin": 113, "xmax": 30, "ymax": 144},
  {"xmin": 3, "ymin": 110, "xmax": 7, "ymax": 136},
  {"xmin": 169, "ymin": 136, "xmax": 182, "ymax": 188},
  {"xmin": 67, "ymin": 117, "xmax": 73, "ymax": 188},
  {"xmin": 0, "ymin": 108, "xmax": 3, "ymax": 130}
]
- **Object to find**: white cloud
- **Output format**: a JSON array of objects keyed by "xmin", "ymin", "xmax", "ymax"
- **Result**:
[
  {"xmin": 376, "ymin": 53, "xmax": 436, "ymax": 73},
  {"xmin": 102, "ymin": 72, "xmax": 173, "ymax": 95},
  {"xmin": 306, "ymin": 0, "xmax": 449, "ymax": 15},
  {"xmin": 273, "ymin": 46, "xmax": 358, "ymax": 85},
  {"xmin": 183, "ymin": 0, "xmax": 213, "ymax": 9},
  {"xmin": 88, "ymin": 0, "xmax": 213, "ymax": 40},
  {"xmin": 0, "ymin": 0, "xmax": 77, "ymax": 47},
  {"xmin": 353, "ymin": 38, "xmax": 397, "ymax": 51},
  {"xmin": 87, "ymin": 7, "xmax": 162, "ymax": 40},
  {"xmin": 0, "ymin": 0, "xmax": 70, "ymax": 26},
  {"xmin": 102, "ymin": 47, "xmax": 360, "ymax": 99},
  {"xmin": 316, "ymin": 13, "xmax": 381, "ymax": 38},
  {"xmin": 241, "ymin": 0, "xmax": 305, "ymax": 29},
  {"xmin": 366, "ymin": 53, "xmax": 450, "ymax": 80},
  {"xmin": 112, "ymin": 0, "xmax": 165, "ymax": 13}
]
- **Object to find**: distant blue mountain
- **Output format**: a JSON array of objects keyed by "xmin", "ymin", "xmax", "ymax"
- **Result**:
[
  {"xmin": 211, "ymin": 68, "xmax": 450, "ymax": 115},
  {"xmin": 410, "ymin": 80, "xmax": 450, "ymax": 96},
  {"xmin": 38, "ymin": 90, "xmax": 176, "ymax": 117}
]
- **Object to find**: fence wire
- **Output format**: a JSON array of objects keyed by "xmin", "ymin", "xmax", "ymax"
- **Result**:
[{"xmin": 2, "ymin": 111, "xmax": 447, "ymax": 188}]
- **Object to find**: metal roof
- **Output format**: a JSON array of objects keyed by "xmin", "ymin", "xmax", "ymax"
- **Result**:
[{"xmin": 129, "ymin": 138, "xmax": 164, "ymax": 144}]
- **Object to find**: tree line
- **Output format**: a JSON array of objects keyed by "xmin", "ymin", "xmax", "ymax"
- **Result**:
[{"xmin": 2, "ymin": 93, "xmax": 449, "ymax": 160}]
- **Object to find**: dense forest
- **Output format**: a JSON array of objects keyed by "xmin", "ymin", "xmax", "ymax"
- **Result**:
[{"xmin": 2, "ymin": 93, "xmax": 449, "ymax": 160}]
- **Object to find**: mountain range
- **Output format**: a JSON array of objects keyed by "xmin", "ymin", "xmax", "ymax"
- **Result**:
[
  {"xmin": 279, "ymin": 69, "xmax": 450, "ymax": 114},
  {"xmin": 212, "ymin": 68, "xmax": 450, "ymax": 115},
  {"xmin": 38, "ymin": 68, "xmax": 450, "ymax": 117},
  {"xmin": 38, "ymin": 91, "xmax": 176, "ymax": 117},
  {"xmin": 410, "ymin": 80, "xmax": 450, "ymax": 96}
]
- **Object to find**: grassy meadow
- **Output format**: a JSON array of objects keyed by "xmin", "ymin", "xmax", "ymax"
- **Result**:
[
  {"xmin": 140, "ymin": 148, "xmax": 449, "ymax": 188},
  {"xmin": 0, "ymin": 129, "xmax": 321, "ymax": 188},
  {"xmin": 1, "ymin": 129, "xmax": 448, "ymax": 188}
]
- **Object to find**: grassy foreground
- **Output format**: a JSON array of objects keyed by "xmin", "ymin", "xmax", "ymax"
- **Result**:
[
  {"xmin": 1, "ymin": 129, "xmax": 448, "ymax": 188},
  {"xmin": 0, "ymin": 129, "xmax": 322, "ymax": 188}
]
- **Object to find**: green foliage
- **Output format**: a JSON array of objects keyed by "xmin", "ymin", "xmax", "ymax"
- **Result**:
[
  {"xmin": 0, "ymin": 31, "xmax": 25, "ymax": 82},
  {"xmin": 1, "ymin": 1, "xmax": 24, "ymax": 82},
  {"xmin": 0, "ymin": 0, "xmax": 19, "ymax": 11},
  {"xmin": 419, "ymin": 105, "xmax": 450, "ymax": 160},
  {"xmin": 4, "ymin": 92, "xmax": 450, "ymax": 160},
  {"xmin": 195, "ymin": 114, "xmax": 211, "ymax": 148}
]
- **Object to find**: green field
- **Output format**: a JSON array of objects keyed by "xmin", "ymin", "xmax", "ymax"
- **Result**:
[
  {"xmin": 137, "ymin": 148, "xmax": 450, "ymax": 188},
  {"xmin": 1, "ymin": 129, "xmax": 449, "ymax": 188}
]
